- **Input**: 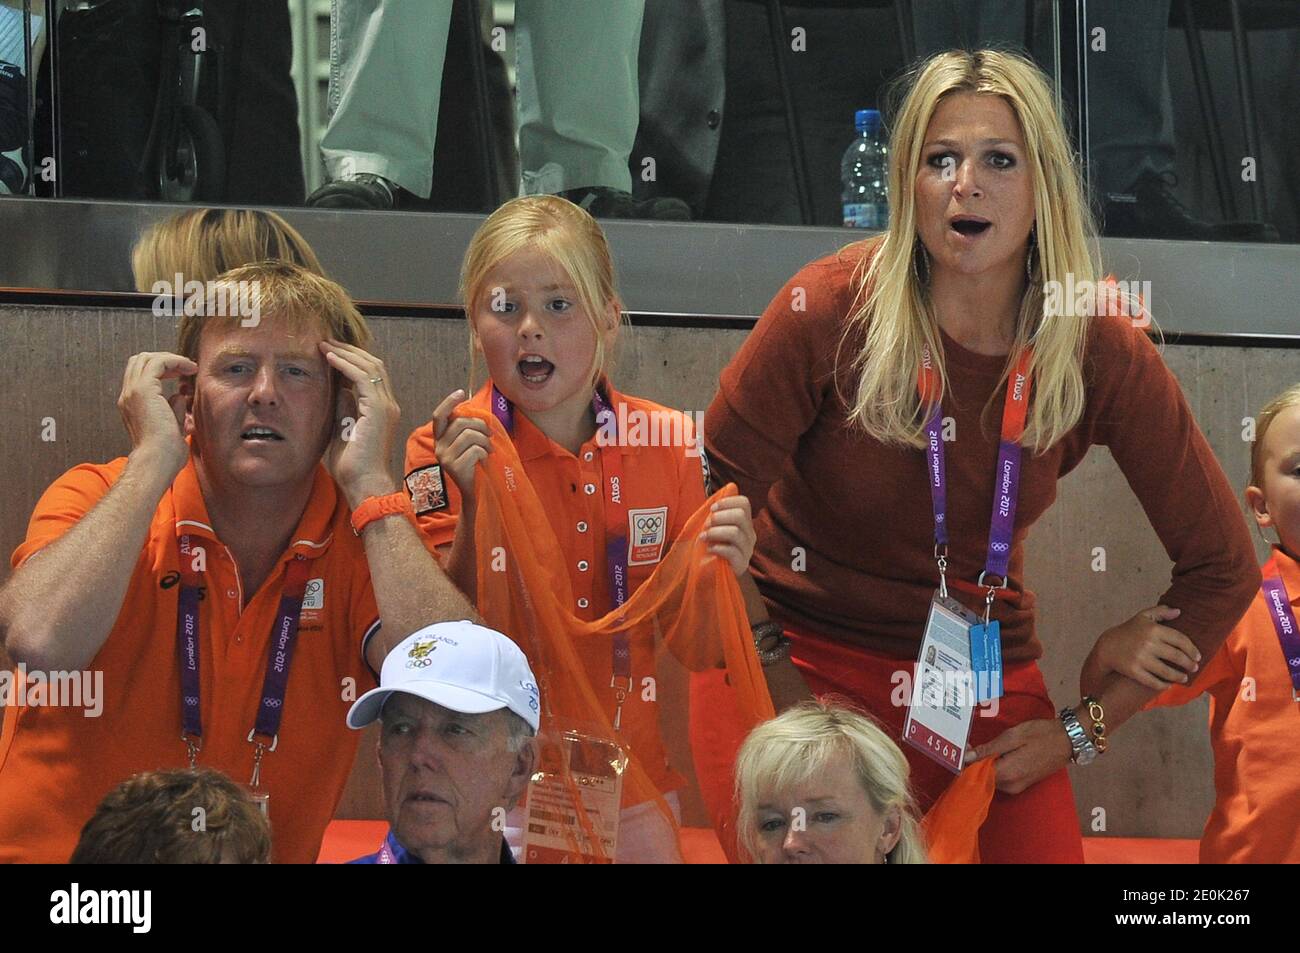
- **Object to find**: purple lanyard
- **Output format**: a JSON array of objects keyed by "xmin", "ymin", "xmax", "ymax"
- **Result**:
[
  {"xmin": 918, "ymin": 346, "xmax": 1033, "ymax": 614},
  {"xmin": 176, "ymin": 534, "xmax": 313, "ymax": 771},
  {"xmin": 377, "ymin": 832, "xmax": 410, "ymax": 864},
  {"xmin": 1260, "ymin": 574, "xmax": 1300, "ymax": 694},
  {"xmin": 489, "ymin": 385, "xmax": 634, "ymax": 725}
]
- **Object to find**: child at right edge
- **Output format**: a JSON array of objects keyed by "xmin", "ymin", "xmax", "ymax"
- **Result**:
[{"xmin": 1082, "ymin": 383, "xmax": 1300, "ymax": 863}]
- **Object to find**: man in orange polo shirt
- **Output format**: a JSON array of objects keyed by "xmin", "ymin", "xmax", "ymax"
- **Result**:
[{"xmin": 0, "ymin": 262, "xmax": 478, "ymax": 863}]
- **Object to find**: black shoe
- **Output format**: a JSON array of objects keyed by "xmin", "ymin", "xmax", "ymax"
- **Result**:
[
  {"xmin": 1103, "ymin": 170, "xmax": 1278, "ymax": 241},
  {"xmin": 306, "ymin": 173, "xmax": 397, "ymax": 209},
  {"xmin": 560, "ymin": 186, "xmax": 692, "ymax": 221},
  {"xmin": 0, "ymin": 61, "xmax": 26, "ymax": 153}
]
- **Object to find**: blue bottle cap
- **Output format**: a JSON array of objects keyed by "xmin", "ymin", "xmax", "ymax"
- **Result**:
[{"xmin": 855, "ymin": 109, "xmax": 881, "ymax": 134}]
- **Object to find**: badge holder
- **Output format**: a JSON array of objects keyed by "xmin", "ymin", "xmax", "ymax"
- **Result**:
[
  {"xmin": 244, "ymin": 731, "xmax": 275, "ymax": 817},
  {"xmin": 521, "ymin": 723, "xmax": 628, "ymax": 864},
  {"xmin": 902, "ymin": 549, "xmax": 981, "ymax": 773},
  {"xmin": 903, "ymin": 588, "xmax": 981, "ymax": 774}
]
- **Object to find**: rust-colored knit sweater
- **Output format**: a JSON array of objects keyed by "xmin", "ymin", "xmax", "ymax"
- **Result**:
[{"xmin": 705, "ymin": 247, "xmax": 1259, "ymax": 662}]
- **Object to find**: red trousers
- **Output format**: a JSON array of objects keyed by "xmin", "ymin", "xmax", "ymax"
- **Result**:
[{"xmin": 690, "ymin": 624, "xmax": 1085, "ymax": 863}]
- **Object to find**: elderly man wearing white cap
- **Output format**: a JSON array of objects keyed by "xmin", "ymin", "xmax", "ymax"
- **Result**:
[{"xmin": 346, "ymin": 621, "xmax": 540, "ymax": 864}]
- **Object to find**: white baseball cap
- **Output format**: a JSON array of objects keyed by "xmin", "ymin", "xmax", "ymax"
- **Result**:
[{"xmin": 347, "ymin": 621, "xmax": 541, "ymax": 732}]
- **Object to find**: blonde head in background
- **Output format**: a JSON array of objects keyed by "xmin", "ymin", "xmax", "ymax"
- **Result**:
[
  {"xmin": 132, "ymin": 207, "xmax": 326, "ymax": 291},
  {"xmin": 735, "ymin": 698, "xmax": 927, "ymax": 864},
  {"xmin": 1247, "ymin": 383, "xmax": 1300, "ymax": 554}
]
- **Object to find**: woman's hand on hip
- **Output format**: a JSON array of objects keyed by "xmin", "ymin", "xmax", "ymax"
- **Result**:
[{"xmin": 966, "ymin": 717, "xmax": 1073, "ymax": 795}]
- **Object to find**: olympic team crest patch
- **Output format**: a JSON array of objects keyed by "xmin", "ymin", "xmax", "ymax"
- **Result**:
[
  {"xmin": 301, "ymin": 578, "xmax": 325, "ymax": 611},
  {"xmin": 628, "ymin": 507, "xmax": 669, "ymax": 566}
]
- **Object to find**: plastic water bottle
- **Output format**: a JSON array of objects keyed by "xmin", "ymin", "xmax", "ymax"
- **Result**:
[{"xmin": 842, "ymin": 109, "xmax": 888, "ymax": 229}]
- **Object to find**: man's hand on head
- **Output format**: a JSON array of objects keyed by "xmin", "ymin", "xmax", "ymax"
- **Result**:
[
  {"xmin": 320, "ymin": 340, "xmax": 401, "ymax": 507},
  {"xmin": 118, "ymin": 351, "xmax": 197, "ymax": 480}
]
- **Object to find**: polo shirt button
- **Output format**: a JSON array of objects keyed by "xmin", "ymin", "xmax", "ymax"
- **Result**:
[
  {"xmin": 578, "ymin": 560, "xmax": 589, "ymax": 572},
  {"xmin": 577, "ymin": 521, "xmax": 588, "ymax": 533},
  {"xmin": 583, "ymin": 451, "xmax": 594, "ymax": 462},
  {"xmin": 226, "ymin": 589, "xmax": 236, "ymax": 599},
  {"xmin": 584, "ymin": 483, "xmax": 596, "ymax": 495},
  {"xmin": 577, "ymin": 597, "xmax": 589, "ymax": 609},
  {"xmin": 707, "ymin": 109, "xmax": 721, "ymax": 129}
]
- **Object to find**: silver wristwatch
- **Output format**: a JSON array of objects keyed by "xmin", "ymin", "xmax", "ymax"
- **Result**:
[{"xmin": 1059, "ymin": 707, "xmax": 1098, "ymax": 766}]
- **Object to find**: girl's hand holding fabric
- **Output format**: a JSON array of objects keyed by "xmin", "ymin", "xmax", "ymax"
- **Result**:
[
  {"xmin": 432, "ymin": 389, "xmax": 492, "ymax": 508},
  {"xmin": 699, "ymin": 494, "xmax": 756, "ymax": 577}
]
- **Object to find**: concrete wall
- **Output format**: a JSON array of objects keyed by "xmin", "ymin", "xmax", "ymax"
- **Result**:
[{"xmin": 2, "ymin": 302, "xmax": 1297, "ymax": 838}]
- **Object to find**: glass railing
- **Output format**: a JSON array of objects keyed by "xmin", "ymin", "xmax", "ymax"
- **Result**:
[{"xmin": 1, "ymin": 0, "xmax": 1294, "ymax": 244}]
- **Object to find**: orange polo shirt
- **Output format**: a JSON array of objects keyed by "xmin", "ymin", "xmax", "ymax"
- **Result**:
[
  {"xmin": 0, "ymin": 456, "xmax": 379, "ymax": 863},
  {"xmin": 1149, "ymin": 545, "xmax": 1300, "ymax": 863},
  {"xmin": 404, "ymin": 381, "xmax": 711, "ymax": 795},
  {"xmin": 405, "ymin": 381, "xmax": 709, "ymax": 619}
]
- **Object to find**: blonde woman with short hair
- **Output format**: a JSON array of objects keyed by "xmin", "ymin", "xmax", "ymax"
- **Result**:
[
  {"xmin": 693, "ymin": 49, "xmax": 1258, "ymax": 861},
  {"xmin": 736, "ymin": 700, "xmax": 926, "ymax": 864}
]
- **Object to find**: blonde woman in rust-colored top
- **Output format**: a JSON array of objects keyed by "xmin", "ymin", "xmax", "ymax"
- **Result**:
[{"xmin": 695, "ymin": 50, "xmax": 1258, "ymax": 862}]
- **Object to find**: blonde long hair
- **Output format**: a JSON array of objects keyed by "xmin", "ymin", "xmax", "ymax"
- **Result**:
[
  {"xmin": 459, "ymin": 195, "xmax": 622, "ymax": 392},
  {"xmin": 843, "ymin": 49, "xmax": 1100, "ymax": 453},
  {"xmin": 734, "ymin": 699, "xmax": 928, "ymax": 864}
]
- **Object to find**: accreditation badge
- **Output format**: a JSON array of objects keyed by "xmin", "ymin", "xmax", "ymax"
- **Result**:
[
  {"xmin": 244, "ymin": 786, "xmax": 270, "ymax": 817},
  {"xmin": 902, "ymin": 592, "xmax": 980, "ymax": 774},
  {"xmin": 522, "ymin": 725, "xmax": 627, "ymax": 864}
]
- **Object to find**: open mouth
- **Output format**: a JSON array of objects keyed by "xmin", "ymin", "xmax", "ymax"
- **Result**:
[
  {"xmin": 950, "ymin": 217, "xmax": 992, "ymax": 238},
  {"xmin": 518, "ymin": 355, "xmax": 555, "ymax": 384},
  {"xmin": 406, "ymin": 791, "xmax": 447, "ymax": 807},
  {"xmin": 240, "ymin": 426, "xmax": 284, "ymax": 442}
]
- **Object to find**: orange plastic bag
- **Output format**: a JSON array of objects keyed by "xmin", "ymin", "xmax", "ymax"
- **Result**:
[{"xmin": 467, "ymin": 408, "xmax": 775, "ymax": 861}]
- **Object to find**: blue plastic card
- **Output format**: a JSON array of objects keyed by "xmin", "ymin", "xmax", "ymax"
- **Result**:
[{"xmin": 968, "ymin": 620, "xmax": 1003, "ymax": 703}]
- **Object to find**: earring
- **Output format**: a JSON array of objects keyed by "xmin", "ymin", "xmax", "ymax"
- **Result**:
[
  {"xmin": 1026, "ymin": 224, "xmax": 1038, "ymax": 282},
  {"xmin": 913, "ymin": 240, "xmax": 931, "ymax": 286}
]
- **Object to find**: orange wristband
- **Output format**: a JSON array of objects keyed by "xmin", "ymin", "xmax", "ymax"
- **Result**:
[{"xmin": 350, "ymin": 491, "xmax": 414, "ymax": 536}]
